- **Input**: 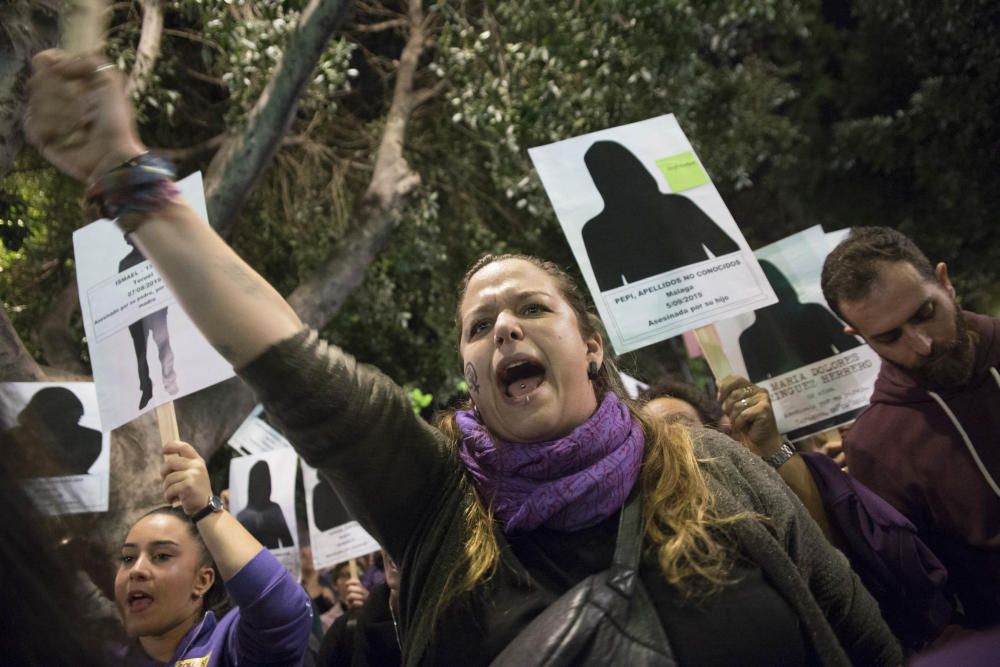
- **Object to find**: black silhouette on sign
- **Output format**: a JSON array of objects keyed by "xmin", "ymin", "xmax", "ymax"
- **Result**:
[
  {"xmin": 236, "ymin": 460, "xmax": 294, "ymax": 549},
  {"xmin": 581, "ymin": 141, "xmax": 739, "ymax": 291},
  {"xmin": 2, "ymin": 387, "xmax": 102, "ymax": 478},
  {"xmin": 119, "ymin": 239, "xmax": 178, "ymax": 410},
  {"xmin": 312, "ymin": 476, "xmax": 352, "ymax": 532},
  {"xmin": 739, "ymin": 260, "xmax": 862, "ymax": 381}
]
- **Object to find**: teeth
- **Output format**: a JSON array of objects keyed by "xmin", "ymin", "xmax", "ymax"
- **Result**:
[{"xmin": 505, "ymin": 361, "xmax": 527, "ymax": 376}]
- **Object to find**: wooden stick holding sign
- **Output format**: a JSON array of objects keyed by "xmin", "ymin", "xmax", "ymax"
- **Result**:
[
  {"xmin": 156, "ymin": 402, "xmax": 179, "ymax": 446},
  {"xmin": 692, "ymin": 324, "xmax": 733, "ymax": 381},
  {"xmin": 348, "ymin": 558, "xmax": 359, "ymax": 581},
  {"xmin": 62, "ymin": 0, "xmax": 110, "ymax": 54},
  {"xmin": 157, "ymin": 401, "xmax": 181, "ymax": 507}
]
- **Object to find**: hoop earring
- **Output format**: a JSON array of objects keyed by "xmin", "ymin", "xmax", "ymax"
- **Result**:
[{"xmin": 587, "ymin": 361, "xmax": 600, "ymax": 380}]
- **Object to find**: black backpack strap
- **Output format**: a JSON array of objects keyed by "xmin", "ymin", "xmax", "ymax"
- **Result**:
[{"xmin": 608, "ymin": 489, "xmax": 644, "ymax": 596}]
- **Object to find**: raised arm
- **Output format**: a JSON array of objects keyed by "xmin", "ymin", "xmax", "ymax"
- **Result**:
[
  {"xmin": 718, "ymin": 375, "xmax": 840, "ymax": 546},
  {"xmin": 161, "ymin": 440, "xmax": 263, "ymax": 578},
  {"xmin": 25, "ymin": 49, "xmax": 300, "ymax": 368},
  {"xmin": 162, "ymin": 441, "xmax": 312, "ymax": 664}
]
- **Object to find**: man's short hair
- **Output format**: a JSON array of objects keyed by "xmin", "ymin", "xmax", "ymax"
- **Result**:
[
  {"xmin": 639, "ymin": 379, "xmax": 723, "ymax": 428},
  {"xmin": 821, "ymin": 226, "xmax": 935, "ymax": 324}
]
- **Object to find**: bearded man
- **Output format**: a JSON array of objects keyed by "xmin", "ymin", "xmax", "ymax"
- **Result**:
[{"xmin": 822, "ymin": 226, "xmax": 1000, "ymax": 628}]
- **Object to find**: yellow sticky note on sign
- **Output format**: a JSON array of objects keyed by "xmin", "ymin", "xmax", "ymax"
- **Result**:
[{"xmin": 656, "ymin": 152, "xmax": 710, "ymax": 192}]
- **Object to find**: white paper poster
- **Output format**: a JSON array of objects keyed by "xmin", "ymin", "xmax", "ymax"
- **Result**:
[
  {"xmin": 826, "ymin": 228, "xmax": 851, "ymax": 252},
  {"xmin": 528, "ymin": 114, "xmax": 777, "ymax": 353},
  {"xmin": 229, "ymin": 447, "xmax": 300, "ymax": 576},
  {"xmin": 619, "ymin": 371, "xmax": 649, "ymax": 400},
  {"xmin": 72, "ymin": 172, "xmax": 234, "ymax": 431},
  {"xmin": 714, "ymin": 226, "xmax": 881, "ymax": 440},
  {"xmin": 302, "ymin": 463, "xmax": 380, "ymax": 571},
  {"xmin": 0, "ymin": 382, "xmax": 110, "ymax": 514},
  {"xmin": 228, "ymin": 405, "xmax": 292, "ymax": 455}
]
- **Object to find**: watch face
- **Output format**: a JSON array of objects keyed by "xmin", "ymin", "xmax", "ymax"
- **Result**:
[{"xmin": 209, "ymin": 495, "xmax": 224, "ymax": 511}]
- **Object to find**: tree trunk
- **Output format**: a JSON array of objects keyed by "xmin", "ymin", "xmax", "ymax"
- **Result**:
[
  {"xmin": 0, "ymin": 0, "xmax": 60, "ymax": 180},
  {"xmin": 0, "ymin": 303, "xmax": 45, "ymax": 380},
  {"xmin": 38, "ymin": 281, "xmax": 87, "ymax": 375},
  {"xmin": 288, "ymin": 0, "xmax": 436, "ymax": 328},
  {"xmin": 125, "ymin": 0, "xmax": 164, "ymax": 98},
  {"xmin": 204, "ymin": 0, "xmax": 351, "ymax": 237}
]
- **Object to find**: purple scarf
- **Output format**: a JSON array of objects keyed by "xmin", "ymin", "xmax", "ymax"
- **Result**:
[{"xmin": 456, "ymin": 392, "xmax": 644, "ymax": 533}]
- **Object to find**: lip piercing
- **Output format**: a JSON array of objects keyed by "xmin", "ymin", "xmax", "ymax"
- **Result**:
[{"xmin": 519, "ymin": 383, "xmax": 526, "ymax": 389}]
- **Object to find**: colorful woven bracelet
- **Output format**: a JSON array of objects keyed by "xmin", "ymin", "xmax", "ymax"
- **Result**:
[{"xmin": 85, "ymin": 153, "xmax": 180, "ymax": 233}]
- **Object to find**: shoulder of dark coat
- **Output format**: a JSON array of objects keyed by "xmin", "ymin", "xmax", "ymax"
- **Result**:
[{"xmin": 688, "ymin": 427, "xmax": 798, "ymax": 522}]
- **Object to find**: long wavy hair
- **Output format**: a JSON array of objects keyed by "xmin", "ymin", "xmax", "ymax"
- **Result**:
[{"xmin": 435, "ymin": 254, "xmax": 750, "ymax": 612}]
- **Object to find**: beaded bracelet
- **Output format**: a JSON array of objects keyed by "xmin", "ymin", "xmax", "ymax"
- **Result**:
[{"xmin": 85, "ymin": 153, "xmax": 180, "ymax": 233}]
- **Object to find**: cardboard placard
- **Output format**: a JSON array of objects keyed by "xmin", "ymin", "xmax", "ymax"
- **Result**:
[
  {"xmin": 229, "ymin": 447, "xmax": 300, "ymax": 576},
  {"xmin": 228, "ymin": 405, "xmax": 292, "ymax": 455},
  {"xmin": 528, "ymin": 114, "xmax": 777, "ymax": 354},
  {"xmin": 72, "ymin": 173, "xmax": 234, "ymax": 430},
  {"xmin": 302, "ymin": 463, "xmax": 380, "ymax": 571},
  {"xmin": 0, "ymin": 382, "xmax": 110, "ymax": 514},
  {"xmin": 713, "ymin": 226, "xmax": 881, "ymax": 440}
]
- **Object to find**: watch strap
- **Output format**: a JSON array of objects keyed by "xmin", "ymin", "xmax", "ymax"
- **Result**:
[
  {"xmin": 764, "ymin": 440, "xmax": 796, "ymax": 469},
  {"xmin": 191, "ymin": 495, "xmax": 223, "ymax": 524}
]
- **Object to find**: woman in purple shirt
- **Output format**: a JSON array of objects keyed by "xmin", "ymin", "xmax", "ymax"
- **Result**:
[{"xmin": 115, "ymin": 441, "xmax": 312, "ymax": 666}]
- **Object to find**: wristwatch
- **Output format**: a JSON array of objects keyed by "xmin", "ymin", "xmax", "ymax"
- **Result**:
[
  {"xmin": 191, "ymin": 495, "xmax": 224, "ymax": 524},
  {"xmin": 764, "ymin": 439, "xmax": 796, "ymax": 469}
]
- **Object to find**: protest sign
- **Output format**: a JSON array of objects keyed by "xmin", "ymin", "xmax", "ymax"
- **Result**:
[
  {"xmin": 228, "ymin": 405, "xmax": 292, "ymax": 455},
  {"xmin": 528, "ymin": 114, "xmax": 777, "ymax": 354},
  {"xmin": 73, "ymin": 173, "xmax": 234, "ymax": 430},
  {"xmin": 229, "ymin": 447, "xmax": 300, "ymax": 576},
  {"xmin": 826, "ymin": 228, "xmax": 851, "ymax": 251},
  {"xmin": 619, "ymin": 371, "xmax": 649, "ymax": 399},
  {"xmin": 714, "ymin": 226, "xmax": 881, "ymax": 440},
  {"xmin": 302, "ymin": 463, "xmax": 380, "ymax": 571},
  {"xmin": 0, "ymin": 382, "xmax": 109, "ymax": 514}
]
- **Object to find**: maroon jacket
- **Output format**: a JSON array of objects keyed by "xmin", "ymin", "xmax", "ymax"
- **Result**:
[{"xmin": 845, "ymin": 311, "xmax": 1000, "ymax": 628}]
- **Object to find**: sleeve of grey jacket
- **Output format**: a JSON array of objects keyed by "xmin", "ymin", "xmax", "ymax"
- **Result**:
[
  {"xmin": 238, "ymin": 328, "xmax": 462, "ymax": 562},
  {"xmin": 695, "ymin": 429, "xmax": 903, "ymax": 667}
]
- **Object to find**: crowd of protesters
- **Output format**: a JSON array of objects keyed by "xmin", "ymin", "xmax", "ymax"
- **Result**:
[{"xmin": 2, "ymin": 47, "xmax": 997, "ymax": 666}]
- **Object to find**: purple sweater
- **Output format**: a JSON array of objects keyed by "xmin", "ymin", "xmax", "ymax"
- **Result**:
[
  {"xmin": 845, "ymin": 311, "xmax": 1000, "ymax": 627},
  {"xmin": 121, "ymin": 549, "xmax": 312, "ymax": 666}
]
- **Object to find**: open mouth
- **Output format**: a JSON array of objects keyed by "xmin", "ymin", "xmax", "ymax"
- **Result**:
[
  {"xmin": 127, "ymin": 591, "xmax": 154, "ymax": 612},
  {"xmin": 497, "ymin": 358, "xmax": 546, "ymax": 400}
]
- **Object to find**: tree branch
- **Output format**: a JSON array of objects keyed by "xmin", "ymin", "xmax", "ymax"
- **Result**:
[
  {"xmin": 125, "ymin": 0, "xmax": 164, "ymax": 98},
  {"xmin": 411, "ymin": 79, "xmax": 447, "ymax": 109},
  {"xmin": 0, "ymin": 303, "xmax": 45, "ymax": 381},
  {"xmin": 0, "ymin": 0, "xmax": 61, "ymax": 181},
  {"xmin": 203, "ymin": 0, "xmax": 351, "ymax": 238},
  {"xmin": 156, "ymin": 133, "xmax": 226, "ymax": 162},
  {"xmin": 37, "ymin": 281, "xmax": 87, "ymax": 375},
  {"xmin": 287, "ymin": 0, "xmax": 433, "ymax": 328},
  {"xmin": 163, "ymin": 27, "xmax": 224, "ymax": 53},
  {"xmin": 184, "ymin": 67, "xmax": 227, "ymax": 88},
  {"xmin": 351, "ymin": 17, "xmax": 407, "ymax": 32}
]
